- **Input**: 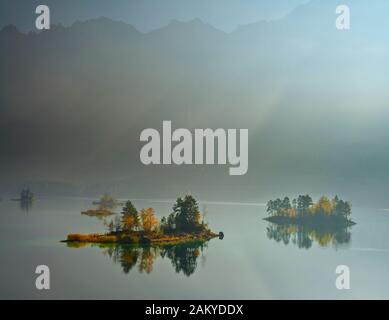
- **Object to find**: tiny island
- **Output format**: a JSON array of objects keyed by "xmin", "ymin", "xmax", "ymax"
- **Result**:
[
  {"xmin": 81, "ymin": 193, "xmax": 119, "ymax": 218},
  {"xmin": 12, "ymin": 188, "xmax": 34, "ymax": 203},
  {"xmin": 63, "ymin": 195, "xmax": 219, "ymax": 245},
  {"xmin": 264, "ymin": 194, "xmax": 355, "ymax": 227}
]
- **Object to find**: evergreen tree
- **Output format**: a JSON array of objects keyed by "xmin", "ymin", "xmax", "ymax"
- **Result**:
[
  {"xmin": 121, "ymin": 200, "xmax": 140, "ymax": 231},
  {"xmin": 297, "ymin": 194, "xmax": 313, "ymax": 217},
  {"xmin": 292, "ymin": 198, "xmax": 297, "ymax": 210},
  {"xmin": 173, "ymin": 195, "xmax": 200, "ymax": 232},
  {"xmin": 273, "ymin": 198, "xmax": 282, "ymax": 215},
  {"xmin": 282, "ymin": 197, "xmax": 291, "ymax": 210},
  {"xmin": 266, "ymin": 200, "xmax": 275, "ymax": 216}
]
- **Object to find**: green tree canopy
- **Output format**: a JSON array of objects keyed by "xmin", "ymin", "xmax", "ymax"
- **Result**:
[
  {"xmin": 121, "ymin": 200, "xmax": 140, "ymax": 231},
  {"xmin": 173, "ymin": 195, "xmax": 200, "ymax": 232}
]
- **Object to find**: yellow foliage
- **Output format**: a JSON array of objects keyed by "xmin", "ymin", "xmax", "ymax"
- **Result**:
[
  {"xmin": 310, "ymin": 196, "xmax": 333, "ymax": 215},
  {"xmin": 286, "ymin": 208, "xmax": 297, "ymax": 217},
  {"xmin": 139, "ymin": 248, "xmax": 156, "ymax": 274},
  {"xmin": 312, "ymin": 232, "xmax": 333, "ymax": 246},
  {"xmin": 140, "ymin": 208, "xmax": 159, "ymax": 233},
  {"xmin": 195, "ymin": 212, "xmax": 203, "ymax": 224},
  {"xmin": 123, "ymin": 215, "xmax": 137, "ymax": 231}
]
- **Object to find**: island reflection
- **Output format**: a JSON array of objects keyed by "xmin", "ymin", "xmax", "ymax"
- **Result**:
[
  {"xmin": 264, "ymin": 194, "xmax": 355, "ymax": 249},
  {"xmin": 266, "ymin": 222, "xmax": 352, "ymax": 249},
  {"xmin": 67, "ymin": 241, "xmax": 208, "ymax": 276}
]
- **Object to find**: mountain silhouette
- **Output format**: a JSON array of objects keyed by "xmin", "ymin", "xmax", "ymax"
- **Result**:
[{"xmin": 1, "ymin": 0, "xmax": 389, "ymax": 205}]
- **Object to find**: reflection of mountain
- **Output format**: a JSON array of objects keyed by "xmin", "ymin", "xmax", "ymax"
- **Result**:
[
  {"xmin": 266, "ymin": 222, "xmax": 352, "ymax": 249},
  {"xmin": 97, "ymin": 241, "xmax": 207, "ymax": 276}
]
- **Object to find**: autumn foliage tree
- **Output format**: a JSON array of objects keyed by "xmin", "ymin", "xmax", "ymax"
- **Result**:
[
  {"xmin": 310, "ymin": 196, "xmax": 333, "ymax": 215},
  {"xmin": 122, "ymin": 214, "xmax": 139, "ymax": 232},
  {"xmin": 140, "ymin": 208, "xmax": 159, "ymax": 233},
  {"xmin": 266, "ymin": 194, "xmax": 352, "ymax": 220},
  {"xmin": 104, "ymin": 196, "xmax": 209, "ymax": 235}
]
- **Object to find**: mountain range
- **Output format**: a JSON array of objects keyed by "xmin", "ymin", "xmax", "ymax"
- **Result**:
[{"xmin": 1, "ymin": 0, "xmax": 389, "ymax": 206}]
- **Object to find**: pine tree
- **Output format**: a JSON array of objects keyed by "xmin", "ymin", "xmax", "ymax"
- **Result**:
[
  {"xmin": 173, "ymin": 195, "xmax": 200, "ymax": 232},
  {"xmin": 121, "ymin": 200, "xmax": 140, "ymax": 231}
]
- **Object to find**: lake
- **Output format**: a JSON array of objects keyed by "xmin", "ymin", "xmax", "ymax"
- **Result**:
[{"xmin": 1, "ymin": 196, "xmax": 389, "ymax": 299}]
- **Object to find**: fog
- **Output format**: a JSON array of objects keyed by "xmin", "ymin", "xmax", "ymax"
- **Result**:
[{"xmin": 1, "ymin": 0, "xmax": 389, "ymax": 207}]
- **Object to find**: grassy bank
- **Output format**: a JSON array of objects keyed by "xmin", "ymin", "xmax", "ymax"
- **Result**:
[{"xmin": 62, "ymin": 230, "xmax": 219, "ymax": 245}]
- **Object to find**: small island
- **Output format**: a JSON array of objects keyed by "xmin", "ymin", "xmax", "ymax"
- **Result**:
[
  {"xmin": 64, "ymin": 195, "xmax": 219, "ymax": 245},
  {"xmin": 81, "ymin": 209, "xmax": 115, "ymax": 218},
  {"xmin": 80, "ymin": 193, "xmax": 119, "ymax": 218},
  {"xmin": 264, "ymin": 194, "xmax": 355, "ymax": 227},
  {"xmin": 11, "ymin": 188, "xmax": 34, "ymax": 211},
  {"xmin": 12, "ymin": 188, "xmax": 34, "ymax": 203}
]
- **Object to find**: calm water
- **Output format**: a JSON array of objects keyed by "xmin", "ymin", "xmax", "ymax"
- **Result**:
[{"xmin": 1, "ymin": 196, "xmax": 389, "ymax": 299}]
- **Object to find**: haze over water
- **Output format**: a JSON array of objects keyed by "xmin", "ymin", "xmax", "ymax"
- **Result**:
[{"xmin": 2, "ymin": 0, "xmax": 389, "ymax": 299}]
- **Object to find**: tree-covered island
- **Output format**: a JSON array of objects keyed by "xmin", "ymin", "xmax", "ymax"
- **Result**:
[
  {"xmin": 64, "ymin": 195, "xmax": 219, "ymax": 245},
  {"xmin": 264, "ymin": 195, "xmax": 355, "ymax": 227}
]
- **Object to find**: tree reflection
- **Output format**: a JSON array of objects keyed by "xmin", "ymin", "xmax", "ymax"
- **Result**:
[
  {"xmin": 90, "ymin": 241, "xmax": 207, "ymax": 276},
  {"xmin": 20, "ymin": 198, "xmax": 33, "ymax": 213},
  {"xmin": 160, "ymin": 242, "xmax": 205, "ymax": 277},
  {"xmin": 138, "ymin": 247, "xmax": 157, "ymax": 274},
  {"xmin": 266, "ymin": 222, "xmax": 352, "ymax": 249}
]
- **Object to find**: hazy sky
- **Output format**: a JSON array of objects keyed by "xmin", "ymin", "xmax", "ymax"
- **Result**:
[
  {"xmin": 0, "ymin": 0, "xmax": 309, "ymax": 32},
  {"xmin": 3, "ymin": 0, "xmax": 389, "ymax": 206}
]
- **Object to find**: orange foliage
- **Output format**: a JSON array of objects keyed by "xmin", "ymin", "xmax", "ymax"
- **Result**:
[
  {"xmin": 123, "ymin": 215, "xmax": 138, "ymax": 231},
  {"xmin": 311, "ymin": 196, "xmax": 333, "ymax": 215},
  {"xmin": 139, "ymin": 248, "xmax": 156, "ymax": 274},
  {"xmin": 140, "ymin": 208, "xmax": 159, "ymax": 233},
  {"xmin": 287, "ymin": 208, "xmax": 297, "ymax": 217}
]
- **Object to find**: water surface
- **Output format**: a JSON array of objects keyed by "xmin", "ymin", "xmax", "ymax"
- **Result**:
[{"xmin": 1, "ymin": 196, "xmax": 389, "ymax": 299}]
